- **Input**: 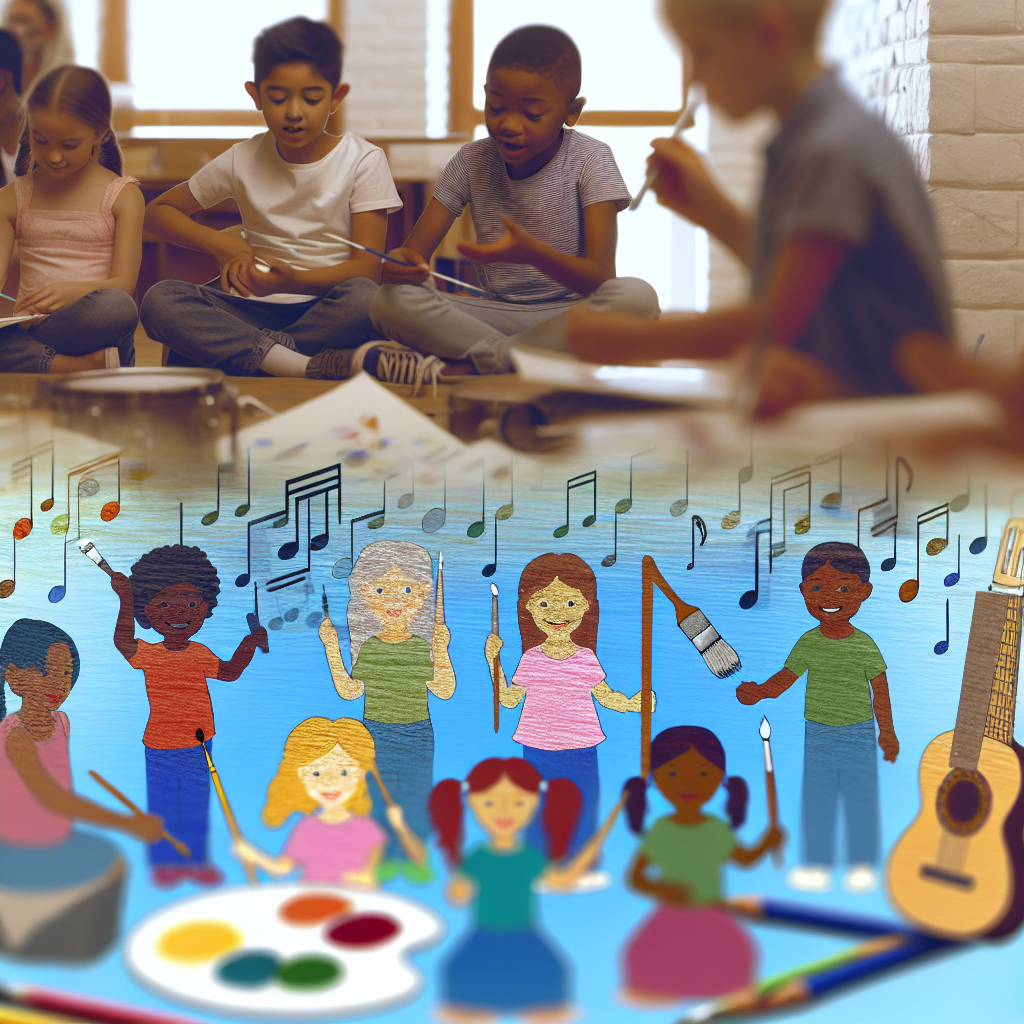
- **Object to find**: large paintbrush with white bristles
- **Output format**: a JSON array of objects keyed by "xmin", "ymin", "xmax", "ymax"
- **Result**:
[{"xmin": 640, "ymin": 555, "xmax": 741, "ymax": 773}]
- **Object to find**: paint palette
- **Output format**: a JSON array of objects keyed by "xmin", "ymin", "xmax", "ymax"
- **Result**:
[{"xmin": 124, "ymin": 883, "xmax": 445, "ymax": 1019}]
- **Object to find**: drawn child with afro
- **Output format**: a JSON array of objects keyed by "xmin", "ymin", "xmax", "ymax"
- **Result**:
[
  {"xmin": 736, "ymin": 541, "xmax": 899, "ymax": 895},
  {"xmin": 111, "ymin": 544, "xmax": 268, "ymax": 887}
]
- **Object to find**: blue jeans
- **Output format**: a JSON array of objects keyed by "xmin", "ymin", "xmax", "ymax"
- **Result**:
[
  {"xmin": 141, "ymin": 277, "xmax": 378, "ymax": 375},
  {"xmin": 363, "ymin": 718, "xmax": 434, "ymax": 859},
  {"xmin": 802, "ymin": 719, "xmax": 879, "ymax": 866},
  {"xmin": 144, "ymin": 741, "xmax": 212, "ymax": 867},
  {"xmin": 522, "ymin": 745, "xmax": 599, "ymax": 859},
  {"xmin": 0, "ymin": 288, "xmax": 137, "ymax": 372}
]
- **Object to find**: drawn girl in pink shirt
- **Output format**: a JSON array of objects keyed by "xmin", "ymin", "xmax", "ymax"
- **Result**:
[{"xmin": 484, "ymin": 553, "xmax": 651, "ymax": 862}]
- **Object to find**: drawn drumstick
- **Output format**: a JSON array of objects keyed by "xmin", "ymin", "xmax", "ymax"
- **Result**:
[
  {"xmin": 87, "ymin": 769, "xmax": 191, "ymax": 858},
  {"xmin": 490, "ymin": 583, "xmax": 502, "ymax": 733}
]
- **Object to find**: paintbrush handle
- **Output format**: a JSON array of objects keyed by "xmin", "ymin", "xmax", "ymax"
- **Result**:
[
  {"xmin": 764, "ymin": 769, "xmax": 782, "ymax": 866},
  {"xmin": 88, "ymin": 770, "xmax": 192, "ymax": 858},
  {"xmin": 371, "ymin": 763, "xmax": 395, "ymax": 807},
  {"xmin": 200, "ymin": 746, "xmax": 257, "ymax": 884}
]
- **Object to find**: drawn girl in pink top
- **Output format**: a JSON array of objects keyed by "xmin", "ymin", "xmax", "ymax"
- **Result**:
[
  {"xmin": 231, "ymin": 717, "xmax": 427, "ymax": 887},
  {"xmin": 484, "ymin": 553, "xmax": 651, "ymax": 861}
]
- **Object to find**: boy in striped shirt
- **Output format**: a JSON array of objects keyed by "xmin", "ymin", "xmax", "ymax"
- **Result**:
[{"xmin": 371, "ymin": 25, "xmax": 659, "ymax": 375}]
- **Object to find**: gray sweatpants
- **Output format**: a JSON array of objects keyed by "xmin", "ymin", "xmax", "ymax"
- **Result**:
[
  {"xmin": 370, "ymin": 277, "xmax": 660, "ymax": 374},
  {"xmin": 140, "ymin": 277, "xmax": 378, "ymax": 376}
]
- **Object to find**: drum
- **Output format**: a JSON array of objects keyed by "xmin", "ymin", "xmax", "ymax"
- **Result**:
[{"xmin": 37, "ymin": 368, "xmax": 236, "ymax": 465}]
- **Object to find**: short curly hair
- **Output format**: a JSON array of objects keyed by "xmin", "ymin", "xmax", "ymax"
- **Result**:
[{"xmin": 129, "ymin": 545, "xmax": 221, "ymax": 630}]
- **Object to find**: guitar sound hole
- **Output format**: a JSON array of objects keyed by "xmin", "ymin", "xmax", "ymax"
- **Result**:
[{"xmin": 936, "ymin": 768, "xmax": 992, "ymax": 836}]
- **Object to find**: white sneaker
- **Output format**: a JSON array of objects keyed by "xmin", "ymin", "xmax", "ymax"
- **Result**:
[
  {"xmin": 787, "ymin": 865, "xmax": 833, "ymax": 892},
  {"xmin": 843, "ymin": 864, "xmax": 879, "ymax": 894},
  {"xmin": 103, "ymin": 347, "xmax": 121, "ymax": 369}
]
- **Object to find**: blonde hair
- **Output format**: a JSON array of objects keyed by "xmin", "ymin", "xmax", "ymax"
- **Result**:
[
  {"xmin": 663, "ymin": 0, "xmax": 829, "ymax": 42},
  {"xmin": 261, "ymin": 717, "xmax": 376, "ymax": 828}
]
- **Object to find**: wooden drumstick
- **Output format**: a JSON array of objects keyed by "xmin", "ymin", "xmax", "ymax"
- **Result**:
[
  {"xmin": 370, "ymin": 762, "xmax": 395, "ymax": 808},
  {"xmin": 88, "ymin": 769, "xmax": 191, "ymax": 858},
  {"xmin": 195, "ymin": 729, "xmax": 257, "ymax": 885}
]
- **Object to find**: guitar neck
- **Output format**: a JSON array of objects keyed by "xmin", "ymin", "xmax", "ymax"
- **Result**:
[{"xmin": 985, "ymin": 595, "xmax": 1021, "ymax": 746}]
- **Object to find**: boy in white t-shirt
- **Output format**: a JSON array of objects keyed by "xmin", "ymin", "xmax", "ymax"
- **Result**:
[{"xmin": 142, "ymin": 18, "xmax": 436, "ymax": 382}]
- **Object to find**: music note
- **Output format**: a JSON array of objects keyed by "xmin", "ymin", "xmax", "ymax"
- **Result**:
[
  {"xmin": 602, "ymin": 450, "xmax": 653, "ymax": 567},
  {"xmin": 898, "ymin": 504, "xmax": 949, "ymax": 602},
  {"xmin": 669, "ymin": 450, "xmax": 689, "ymax": 517},
  {"xmin": 860, "ymin": 456, "xmax": 912, "ymax": 571},
  {"xmin": 467, "ymin": 464, "xmax": 486, "ymax": 539},
  {"xmin": 235, "ymin": 509, "xmax": 285, "ymax": 588},
  {"xmin": 37, "ymin": 442, "xmax": 54, "ymax": 512},
  {"xmin": 739, "ymin": 518, "xmax": 771, "ymax": 609},
  {"xmin": 687, "ymin": 515, "xmax": 707, "ymax": 570},
  {"xmin": 969, "ymin": 484, "xmax": 988, "ymax": 555},
  {"xmin": 332, "ymin": 494, "xmax": 387, "ymax": 580},
  {"xmin": 934, "ymin": 598, "xmax": 950, "ymax": 656},
  {"xmin": 422, "ymin": 466, "xmax": 446, "ymax": 534},
  {"xmin": 234, "ymin": 448, "xmax": 252, "ymax": 517},
  {"xmin": 268, "ymin": 509, "xmax": 315, "ymax": 593},
  {"xmin": 12, "ymin": 454, "xmax": 33, "ymax": 539},
  {"xmin": 311, "ymin": 492, "xmax": 331, "ymax": 552},
  {"xmin": 0, "ymin": 537, "xmax": 15, "ymax": 598},
  {"xmin": 816, "ymin": 444, "xmax": 852, "ymax": 510},
  {"xmin": 49, "ymin": 541, "xmax": 67, "ymax": 604},
  {"xmin": 201, "ymin": 465, "xmax": 224, "ymax": 526},
  {"xmin": 50, "ymin": 455, "xmax": 122, "ymax": 536},
  {"xmin": 397, "ymin": 460, "xmax": 415, "ymax": 509},
  {"xmin": 553, "ymin": 470, "xmax": 597, "ymax": 539},
  {"xmin": 768, "ymin": 465, "xmax": 811, "ymax": 569},
  {"xmin": 274, "ymin": 464, "xmax": 342, "ymax": 560},
  {"xmin": 722, "ymin": 438, "xmax": 753, "ymax": 530},
  {"xmin": 949, "ymin": 474, "xmax": 970, "ymax": 513},
  {"xmin": 944, "ymin": 535, "xmax": 961, "ymax": 587},
  {"xmin": 495, "ymin": 459, "xmax": 514, "ymax": 521}
]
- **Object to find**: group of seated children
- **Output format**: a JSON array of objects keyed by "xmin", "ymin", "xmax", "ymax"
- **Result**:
[{"xmin": 0, "ymin": 0, "xmax": 960, "ymax": 413}]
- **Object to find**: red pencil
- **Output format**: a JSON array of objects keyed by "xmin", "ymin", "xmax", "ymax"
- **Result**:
[{"xmin": 2, "ymin": 983, "xmax": 202, "ymax": 1024}]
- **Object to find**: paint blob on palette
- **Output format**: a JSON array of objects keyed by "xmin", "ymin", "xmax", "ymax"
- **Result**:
[{"xmin": 125, "ymin": 884, "xmax": 445, "ymax": 1018}]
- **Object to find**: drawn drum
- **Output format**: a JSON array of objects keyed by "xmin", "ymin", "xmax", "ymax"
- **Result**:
[{"xmin": 38, "ymin": 368, "xmax": 235, "ymax": 464}]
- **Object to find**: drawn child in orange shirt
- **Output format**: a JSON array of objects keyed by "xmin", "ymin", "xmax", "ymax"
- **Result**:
[{"xmin": 110, "ymin": 544, "xmax": 267, "ymax": 888}]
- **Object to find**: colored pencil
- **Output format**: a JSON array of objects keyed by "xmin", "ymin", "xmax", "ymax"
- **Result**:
[
  {"xmin": 0, "ymin": 981, "xmax": 202, "ymax": 1024},
  {"xmin": 87, "ymin": 770, "xmax": 191, "ymax": 858},
  {"xmin": 678, "ymin": 934, "xmax": 908, "ymax": 1022},
  {"xmin": 727, "ymin": 894, "xmax": 915, "ymax": 936}
]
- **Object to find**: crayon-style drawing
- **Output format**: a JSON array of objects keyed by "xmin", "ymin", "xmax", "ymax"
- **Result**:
[
  {"xmin": 231, "ymin": 717, "xmax": 426, "ymax": 885},
  {"xmin": 111, "ymin": 544, "xmax": 268, "ymax": 888},
  {"xmin": 485, "ymin": 553, "xmax": 650, "ymax": 861},
  {"xmin": 621, "ymin": 726, "xmax": 783, "ymax": 1003},
  {"xmin": 0, "ymin": 619, "xmax": 162, "ymax": 960},
  {"xmin": 429, "ymin": 757, "xmax": 610, "ymax": 1022},
  {"xmin": 736, "ymin": 542, "xmax": 898, "ymax": 895},
  {"xmin": 320, "ymin": 540, "xmax": 454, "ymax": 876}
]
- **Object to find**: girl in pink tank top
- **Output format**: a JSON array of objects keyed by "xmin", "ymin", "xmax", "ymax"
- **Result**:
[{"xmin": 0, "ymin": 65, "xmax": 142, "ymax": 373}]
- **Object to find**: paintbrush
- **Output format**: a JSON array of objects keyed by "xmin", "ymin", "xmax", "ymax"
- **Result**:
[
  {"xmin": 0, "ymin": 979, "xmax": 203, "ymax": 1024},
  {"xmin": 628, "ymin": 83, "xmax": 706, "ymax": 212},
  {"xmin": 676, "ymin": 601, "xmax": 741, "ymax": 679},
  {"xmin": 195, "ymin": 728, "xmax": 256, "ymax": 886},
  {"xmin": 87, "ymin": 769, "xmax": 191, "ymax": 858}
]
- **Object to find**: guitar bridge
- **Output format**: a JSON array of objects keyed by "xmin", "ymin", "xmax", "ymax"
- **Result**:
[{"xmin": 920, "ymin": 864, "xmax": 975, "ymax": 890}]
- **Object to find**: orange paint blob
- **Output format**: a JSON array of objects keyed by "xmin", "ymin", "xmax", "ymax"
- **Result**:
[
  {"xmin": 278, "ymin": 893, "xmax": 352, "ymax": 927},
  {"xmin": 156, "ymin": 920, "xmax": 242, "ymax": 963},
  {"xmin": 13, "ymin": 518, "xmax": 31, "ymax": 540},
  {"xmin": 100, "ymin": 501, "xmax": 120, "ymax": 522}
]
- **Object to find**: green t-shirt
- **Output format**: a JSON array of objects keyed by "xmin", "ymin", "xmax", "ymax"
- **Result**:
[
  {"xmin": 354, "ymin": 635, "xmax": 434, "ymax": 724},
  {"xmin": 461, "ymin": 843, "xmax": 546, "ymax": 931},
  {"xmin": 640, "ymin": 815, "xmax": 736, "ymax": 904},
  {"xmin": 784, "ymin": 626, "xmax": 886, "ymax": 727}
]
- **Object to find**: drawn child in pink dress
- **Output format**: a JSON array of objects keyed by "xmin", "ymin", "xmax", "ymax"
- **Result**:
[
  {"xmin": 484, "ymin": 552, "xmax": 650, "ymax": 861},
  {"xmin": 232, "ymin": 717, "xmax": 426, "ymax": 887}
]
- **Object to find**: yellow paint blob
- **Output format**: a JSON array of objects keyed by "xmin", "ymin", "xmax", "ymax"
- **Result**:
[{"xmin": 157, "ymin": 920, "xmax": 242, "ymax": 963}]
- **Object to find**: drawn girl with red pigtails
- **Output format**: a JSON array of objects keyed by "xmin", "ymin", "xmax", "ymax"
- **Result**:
[{"xmin": 429, "ymin": 757, "xmax": 610, "ymax": 1022}]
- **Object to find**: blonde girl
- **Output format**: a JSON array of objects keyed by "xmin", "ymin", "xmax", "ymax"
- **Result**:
[
  {"xmin": 232, "ymin": 717, "xmax": 425, "ymax": 887},
  {"xmin": 0, "ymin": 65, "xmax": 142, "ymax": 373},
  {"xmin": 320, "ymin": 541, "xmax": 454, "ymax": 871}
]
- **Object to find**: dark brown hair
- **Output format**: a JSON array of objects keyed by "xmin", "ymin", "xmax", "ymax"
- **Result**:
[
  {"xmin": 516, "ymin": 552, "xmax": 599, "ymax": 653},
  {"xmin": 15, "ymin": 65, "xmax": 122, "ymax": 176},
  {"xmin": 253, "ymin": 17, "xmax": 343, "ymax": 89}
]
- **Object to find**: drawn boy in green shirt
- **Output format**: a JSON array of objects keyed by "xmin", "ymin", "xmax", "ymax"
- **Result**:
[{"xmin": 736, "ymin": 542, "xmax": 898, "ymax": 895}]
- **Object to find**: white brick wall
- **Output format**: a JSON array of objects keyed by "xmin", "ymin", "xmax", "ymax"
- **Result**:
[{"xmin": 825, "ymin": 0, "xmax": 1024, "ymax": 363}]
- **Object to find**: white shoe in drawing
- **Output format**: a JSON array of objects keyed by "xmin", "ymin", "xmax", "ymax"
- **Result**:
[
  {"xmin": 843, "ymin": 863, "xmax": 879, "ymax": 893},
  {"xmin": 787, "ymin": 864, "xmax": 833, "ymax": 892}
]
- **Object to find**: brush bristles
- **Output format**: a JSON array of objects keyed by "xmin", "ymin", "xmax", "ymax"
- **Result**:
[
  {"xmin": 701, "ymin": 638, "xmax": 741, "ymax": 679},
  {"xmin": 680, "ymin": 609, "xmax": 742, "ymax": 678}
]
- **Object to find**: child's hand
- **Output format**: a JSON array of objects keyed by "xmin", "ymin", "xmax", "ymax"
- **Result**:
[
  {"xmin": 385, "ymin": 804, "xmax": 406, "ymax": 830},
  {"xmin": 626, "ymin": 689, "xmax": 656, "ymax": 713},
  {"xmin": 110, "ymin": 571, "xmax": 133, "ymax": 600},
  {"xmin": 382, "ymin": 247, "xmax": 431, "ymax": 285},
  {"xmin": 735, "ymin": 681, "xmax": 762, "ymax": 705},
  {"xmin": 433, "ymin": 621, "xmax": 451, "ymax": 652},
  {"xmin": 231, "ymin": 837, "xmax": 261, "ymax": 865},
  {"xmin": 878, "ymin": 729, "xmax": 899, "ymax": 763},
  {"xmin": 214, "ymin": 235, "xmax": 258, "ymax": 297},
  {"xmin": 247, "ymin": 256, "xmax": 299, "ymax": 295},
  {"xmin": 246, "ymin": 625, "xmax": 269, "ymax": 652},
  {"xmin": 15, "ymin": 281, "xmax": 89, "ymax": 314},
  {"xmin": 318, "ymin": 617, "xmax": 338, "ymax": 646},
  {"xmin": 765, "ymin": 824, "xmax": 786, "ymax": 852},
  {"xmin": 484, "ymin": 632, "xmax": 503, "ymax": 664},
  {"xmin": 342, "ymin": 868, "xmax": 378, "ymax": 890},
  {"xmin": 446, "ymin": 875, "xmax": 473, "ymax": 905},
  {"xmin": 126, "ymin": 812, "xmax": 164, "ymax": 844},
  {"xmin": 458, "ymin": 216, "xmax": 538, "ymax": 266},
  {"xmin": 646, "ymin": 137, "xmax": 726, "ymax": 230}
]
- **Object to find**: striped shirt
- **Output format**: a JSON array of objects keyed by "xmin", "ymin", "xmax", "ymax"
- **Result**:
[{"xmin": 433, "ymin": 130, "xmax": 631, "ymax": 304}]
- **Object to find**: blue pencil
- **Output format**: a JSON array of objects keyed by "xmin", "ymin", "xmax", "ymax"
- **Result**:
[{"xmin": 728, "ymin": 895, "xmax": 916, "ymax": 936}]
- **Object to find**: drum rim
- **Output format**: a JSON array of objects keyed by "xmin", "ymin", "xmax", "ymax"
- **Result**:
[{"xmin": 40, "ymin": 367, "xmax": 226, "ymax": 396}]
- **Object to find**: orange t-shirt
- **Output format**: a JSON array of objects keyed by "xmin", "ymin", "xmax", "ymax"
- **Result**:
[{"xmin": 129, "ymin": 640, "xmax": 222, "ymax": 749}]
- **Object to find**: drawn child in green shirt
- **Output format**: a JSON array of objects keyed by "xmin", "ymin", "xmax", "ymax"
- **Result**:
[{"xmin": 736, "ymin": 541, "xmax": 898, "ymax": 896}]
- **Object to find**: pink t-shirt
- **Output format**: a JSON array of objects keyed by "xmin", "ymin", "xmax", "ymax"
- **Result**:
[
  {"xmin": 283, "ymin": 813, "xmax": 387, "ymax": 884},
  {"xmin": 511, "ymin": 645, "xmax": 607, "ymax": 751},
  {"xmin": 0, "ymin": 711, "xmax": 73, "ymax": 847}
]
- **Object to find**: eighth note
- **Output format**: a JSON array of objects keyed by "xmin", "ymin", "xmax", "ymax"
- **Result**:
[
  {"xmin": 934, "ymin": 598, "xmax": 950, "ymax": 656},
  {"xmin": 722, "ymin": 440, "xmax": 753, "ymax": 530},
  {"xmin": 687, "ymin": 515, "xmax": 707, "ymax": 570},
  {"xmin": 553, "ymin": 470, "xmax": 597, "ymax": 539},
  {"xmin": 969, "ymin": 484, "xmax": 988, "ymax": 555},
  {"xmin": 898, "ymin": 504, "xmax": 949, "ymax": 603},
  {"xmin": 944, "ymin": 535, "xmax": 961, "ymax": 587},
  {"xmin": 739, "ymin": 518, "xmax": 771, "ymax": 609},
  {"xmin": 669, "ymin": 450, "xmax": 689, "ymax": 517},
  {"xmin": 201, "ymin": 464, "xmax": 224, "ymax": 526},
  {"xmin": 422, "ymin": 466, "xmax": 447, "ymax": 534}
]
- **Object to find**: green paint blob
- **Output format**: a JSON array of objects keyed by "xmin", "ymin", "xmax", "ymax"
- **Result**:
[
  {"xmin": 217, "ymin": 950, "xmax": 280, "ymax": 987},
  {"xmin": 276, "ymin": 954, "xmax": 342, "ymax": 990}
]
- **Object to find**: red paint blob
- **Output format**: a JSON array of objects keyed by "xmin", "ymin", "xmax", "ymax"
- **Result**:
[
  {"xmin": 100, "ymin": 501, "xmax": 120, "ymax": 522},
  {"xmin": 326, "ymin": 914, "xmax": 399, "ymax": 947},
  {"xmin": 12, "ymin": 518, "xmax": 31, "ymax": 540},
  {"xmin": 278, "ymin": 893, "xmax": 352, "ymax": 926}
]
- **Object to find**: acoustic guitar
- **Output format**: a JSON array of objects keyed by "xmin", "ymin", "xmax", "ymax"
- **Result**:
[{"xmin": 886, "ymin": 518, "xmax": 1024, "ymax": 940}]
